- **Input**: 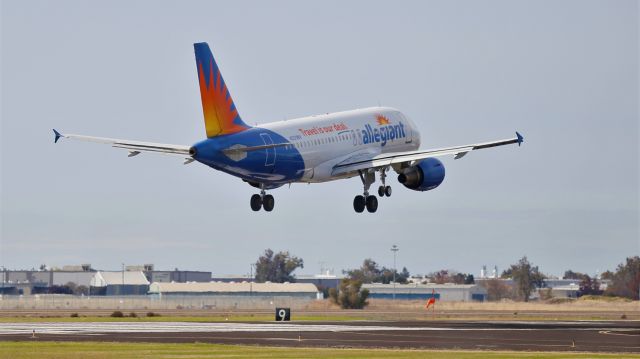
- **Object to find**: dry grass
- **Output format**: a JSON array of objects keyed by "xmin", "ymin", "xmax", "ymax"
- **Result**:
[
  {"xmin": 365, "ymin": 298, "xmax": 640, "ymax": 312},
  {"xmin": 1, "ymin": 342, "xmax": 639, "ymax": 359},
  {"xmin": 1, "ymin": 298, "xmax": 637, "ymax": 322}
]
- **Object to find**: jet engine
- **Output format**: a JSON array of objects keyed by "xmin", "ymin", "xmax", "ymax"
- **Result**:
[{"xmin": 397, "ymin": 158, "xmax": 445, "ymax": 191}]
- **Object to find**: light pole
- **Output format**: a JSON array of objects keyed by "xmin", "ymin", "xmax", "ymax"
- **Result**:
[
  {"xmin": 121, "ymin": 263, "xmax": 125, "ymax": 296},
  {"xmin": 391, "ymin": 245, "xmax": 399, "ymax": 300},
  {"xmin": 249, "ymin": 264, "xmax": 254, "ymax": 296}
]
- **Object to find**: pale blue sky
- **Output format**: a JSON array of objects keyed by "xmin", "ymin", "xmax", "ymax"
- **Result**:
[{"xmin": 1, "ymin": 0, "xmax": 638, "ymax": 278}]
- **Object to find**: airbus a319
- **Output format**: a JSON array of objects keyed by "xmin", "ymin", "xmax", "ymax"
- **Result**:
[{"xmin": 54, "ymin": 42, "xmax": 523, "ymax": 213}]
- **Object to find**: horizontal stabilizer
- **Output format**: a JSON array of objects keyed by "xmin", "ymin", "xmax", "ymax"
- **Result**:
[{"xmin": 53, "ymin": 129, "xmax": 64, "ymax": 143}]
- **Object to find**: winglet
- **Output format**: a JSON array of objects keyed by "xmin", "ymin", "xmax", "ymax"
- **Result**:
[
  {"xmin": 516, "ymin": 131, "xmax": 524, "ymax": 146},
  {"xmin": 53, "ymin": 129, "xmax": 63, "ymax": 143}
]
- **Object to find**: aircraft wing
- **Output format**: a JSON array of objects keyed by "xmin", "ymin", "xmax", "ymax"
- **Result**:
[
  {"xmin": 53, "ymin": 129, "xmax": 193, "ymax": 162},
  {"xmin": 332, "ymin": 132, "xmax": 523, "ymax": 176}
]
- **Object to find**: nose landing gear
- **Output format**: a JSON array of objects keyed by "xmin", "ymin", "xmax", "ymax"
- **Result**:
[{"xmin": 377, "ymin": 167, "xmax": 392, "ymax": 197}]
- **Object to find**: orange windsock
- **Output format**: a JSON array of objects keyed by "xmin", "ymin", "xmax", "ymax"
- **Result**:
[{"xmin": 425, "ymin": 289, "xmax": 436, "ymax": 309}]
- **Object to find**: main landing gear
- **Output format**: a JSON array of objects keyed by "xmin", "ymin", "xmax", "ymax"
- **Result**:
[
  {"xmin": 353, "ymin": 168, "xmax": 392, "ymax": 213},
  {"xmin": 353, "ymin": 168, "xmax": 391, "ymax": 214},
  {"xmin": 250, "ymin": 185, "xmax": 274, "ymax": 212}
]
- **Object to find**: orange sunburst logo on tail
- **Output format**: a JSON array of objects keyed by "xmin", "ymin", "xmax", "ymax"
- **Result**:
[
  {"xmin": 376, "ymin": 115, "xmax": 391, "ymax": 126},
  {"xmin": 197, "ymin": 61, "xmax": 248, "ymax": 137}
]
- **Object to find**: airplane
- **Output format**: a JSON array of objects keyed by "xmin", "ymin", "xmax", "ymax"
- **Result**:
[{"xmin": 54, "ymin": 42, "xmax": 523, "ymax": 213}]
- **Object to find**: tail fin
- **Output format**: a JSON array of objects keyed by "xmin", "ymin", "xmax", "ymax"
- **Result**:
[{"xmin": 194, "ymin": 43, "xmax": 250, "ymax": 138}]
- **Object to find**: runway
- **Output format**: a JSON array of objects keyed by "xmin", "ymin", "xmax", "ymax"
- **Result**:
[{"xmin": 1, "ymin": 321, "xmax": 638, "ymax": 353}]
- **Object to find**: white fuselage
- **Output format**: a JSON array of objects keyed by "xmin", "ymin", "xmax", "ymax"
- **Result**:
[{"xmin": 259, "ymin": 107, "xmax": 421, "ymax": 182}]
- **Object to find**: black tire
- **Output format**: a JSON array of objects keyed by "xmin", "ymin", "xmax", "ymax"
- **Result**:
[
  {"xmin": 378, "ymin": 185, "xmax": 385, "ymax": 197},
  {"xmin": 353, "ymin": 195, "xmax": 366, "ymax": 213},
  {"xmin": 250, "ymin": 194, "xmax": 262, "ymax": 211},
  {"xmin": 366, "ymin": 195, "xmax": 378, "ymax": 213},
  {"xmin": 384, "ymin": 186, "xmax": 392, "ymax": 197},
  {"xmin": 263, "ymin": 194, "xmax": 275, "ymax": 212}
]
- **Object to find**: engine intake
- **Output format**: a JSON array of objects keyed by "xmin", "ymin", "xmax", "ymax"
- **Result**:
[{"xmin": 398, "ymin": 158, "xmax": 445, "ymax": 191}]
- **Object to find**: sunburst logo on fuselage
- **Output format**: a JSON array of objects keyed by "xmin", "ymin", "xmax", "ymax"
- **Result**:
[{"xmin": 376, "ymin": 115, "xmax": 391, "ymax": 126}]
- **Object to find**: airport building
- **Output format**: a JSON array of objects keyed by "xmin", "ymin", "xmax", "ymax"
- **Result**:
[
  {"xmin": 147, "ymin": 270, "xmax": 211, "ymax": 283},
  {"xmin": 90, "ymin": 271, "xmax": 150, "ymax": 295},
  {"xmin": 363, "ymin": 283, "xmax": 488, "ymax": 302},
  {"xmin": 149, "ymin": 281, "xmax": 321, "ymax": 299},
  {"xmin": 296, "ymin": 273, "xmax": 343, "ymax": 290},
  {"xmin": 0, "ymin": 267, "xmax": 95, "ymax": 295}
]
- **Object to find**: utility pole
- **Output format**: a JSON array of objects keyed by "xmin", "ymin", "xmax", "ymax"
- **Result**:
[
  {"xmin": 121, "ymin": 263, "xmax": 125, "ymax": 296},
  {"xmin": 249, "ymin": 264, "xmax": 254, "ymax": 296},
  {"xmin": 391, "ymin": 245, "xmax": 399, "ymax": 300}
]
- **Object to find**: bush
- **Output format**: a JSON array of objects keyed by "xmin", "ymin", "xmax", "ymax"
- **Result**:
[
  {"xmin": 129, "ymin": 312, "xmax": 137, "ymax": 318},
  {"xmin": 110, "ymin": 311, "xmax": 124, "ymax": 318},
  {"xmin": 329, "ymin": 279, "xmax": 369, "ymax": 309},
  {"xmin": 70, "ymin": 313, "xmax": 79, "ymax": 318},
  {"xmin": 146, "ymin": 312, "xmax": 161, "ymax": 317}
]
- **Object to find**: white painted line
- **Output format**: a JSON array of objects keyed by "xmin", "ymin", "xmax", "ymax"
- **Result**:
[{"xmin": 0, "ymin": 322, "xmax": 633, "ymax": 336}]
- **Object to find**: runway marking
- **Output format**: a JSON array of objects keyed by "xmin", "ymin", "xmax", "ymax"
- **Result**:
[
  {"xmin": 599, "ymin": 330, "xmax": 640, "ymax": 337},
  {"xmin": 0, "ymin": 322, "xmax": 636, "ymax": 336}
]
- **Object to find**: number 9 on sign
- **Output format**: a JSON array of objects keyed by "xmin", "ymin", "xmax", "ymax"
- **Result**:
[{"xmin": 275, "ymin": 307, "xmax": 290, "ymax": 321}]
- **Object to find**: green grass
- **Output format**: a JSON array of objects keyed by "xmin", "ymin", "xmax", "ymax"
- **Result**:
[
  {"xmin": 1, "ymin": 342, "xmax": 638, "ymax": 359},
  {"xmin": 0, "ymin": 314, "xmax": 365, "ymax": 323}
]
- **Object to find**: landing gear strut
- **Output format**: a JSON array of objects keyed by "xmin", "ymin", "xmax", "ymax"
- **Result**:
[
  {"xmin": 353, "ymin": 170, "xmax": 378, "ymax": 213},
  {"xmin": 250, "ymin": 185, "xmax": 275, "ymax": 212}
]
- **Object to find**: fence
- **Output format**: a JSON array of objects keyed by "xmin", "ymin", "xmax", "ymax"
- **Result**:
[{"xmin": 0, "ymin": 294, "xmax": 316, "ymax": 311}]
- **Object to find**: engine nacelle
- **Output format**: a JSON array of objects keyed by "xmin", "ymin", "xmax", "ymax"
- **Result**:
[{"xmin": 397, "ymin": 158, "xmax": 445, "ymax": 191}]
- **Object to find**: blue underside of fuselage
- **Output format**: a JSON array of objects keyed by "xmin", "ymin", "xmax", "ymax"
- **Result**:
[{"xmin": 191, "ymin": 128, "xmax": 305, "ymax": 188}]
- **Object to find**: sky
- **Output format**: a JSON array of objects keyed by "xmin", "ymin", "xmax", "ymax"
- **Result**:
[{"xmin": 1, "ymin": 0, "xmax": 638, "ymax": 278}]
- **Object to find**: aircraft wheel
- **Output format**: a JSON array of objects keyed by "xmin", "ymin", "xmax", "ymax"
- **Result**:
[
  {"xmin": 263, "ymin": 194, "xmax": 275, "ymax": 212},
  {"xmin": 366, "ymin": 195, "xmax": 378, "ymax": 213},
  {"xmin": 384, "ymin": 186, "xmax": 392, "ymax": 197},
  {"xmin": 250, "ymin": 194, "xmax": 262, "ymax": 211},
  {"xmin": 378, "ymin": 185, "xmax": 385, "ymax": 197},
  {"xmin": 353, "ymin": 195, "xmax": 366, "ymax": 213}
]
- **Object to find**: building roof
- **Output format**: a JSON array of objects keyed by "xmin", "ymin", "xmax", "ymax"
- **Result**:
[
  {"xmin": 149, "ymin": 281, "xmax": 318, "ymax": 294},
  {"xmin": 90, "ymin": 271, "xmax": 150, "ymax": 287},
  {"xmin": 364, "ymin": 283, "xmax": 480, "ymax": 289},
  {"xmin": 363, "ymin": 283, "xmax": 486, "ymax": 294}
]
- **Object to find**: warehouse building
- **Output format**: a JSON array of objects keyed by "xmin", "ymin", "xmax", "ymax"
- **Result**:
[
  {"xmin": 147, "ymin": 270, "xmax": 211, "ymax": 283},
  {"xmin": 363, "ymin": 283, "xmax": 487, "ymax": 302},
  {"xmin": 149, "ymin": 281, "xmax": 321, "ymax": 299},
  {"xmin": 296, "ymin": 273, "xmax": 343, "ymax": 290},
  {"xmin": 90, "ymin": 271, "xmax": 150, "ymax": 295},
  {"xmin": 0, "ymin": 268, "xmax": 95, "ymax": 295}
]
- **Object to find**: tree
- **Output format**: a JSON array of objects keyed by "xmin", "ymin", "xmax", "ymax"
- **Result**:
[
  {"xmin": 507, "ymin": 256, "xmax": 545, "ymax": 302},
  {"xmin": 605, "ymin": 256, "xmax": 640, "ymax": 300},
  {"xmin": 579, "ymin": 275, "xmax": 602, "ymax": 296},
  {"xmin": 254, "ymin": 249, "xmax": 303, "ymax": 283},
  {"xmin": 563, "ymin": 270, "xmax": 587, "ymax": 280},
  {"xmin": 346, "ymin": 259, "xmax": 381, "ymax": 283},
  {"xmin": 600, "ymin": 270, "xmax": 615, "ymax": 281},
  {"xmin": 481, "ymin": 278, "xmax": 513, "ymax": 301},
  {"xmin": 345, "ymin": 259, "xmax": 410, "ymax": 284},
  {"xmin": 430, "ymin": 270, "xmax": 451, "ymax": 284},
  {"xmin": 328, "ymin": 279, "xmax": 370, "ymax": 309},
  {"xmin": 452, "ymin": 273, "xmax": 475, "ymax": 284},
  {"xmin": 465, "ymin": 274, "xmax": 475, "ymax": 284}
]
